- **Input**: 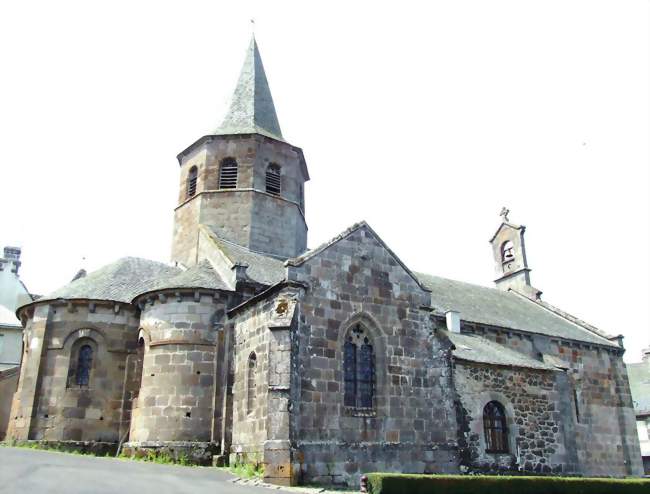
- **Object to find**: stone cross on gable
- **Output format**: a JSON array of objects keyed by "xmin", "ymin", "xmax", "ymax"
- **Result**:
[{"xmin": 500, "ymin": 207, "xmax": 510, "ymax": 223}]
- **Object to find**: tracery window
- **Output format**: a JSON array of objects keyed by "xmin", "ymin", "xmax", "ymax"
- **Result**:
[
  {"xmin": 76, "ymin": 344, "xmax": 93, "ymax": 387},
  {"xmin": 247, "ymin": 352, "xmax": 257, "ymax": 414},
  {"xmin": 483, "ymin": 400, "xmax": 508, "ymax": 453},
  {"xmin": 186, "ymin": 166, "xmax": 198, "ymax": 198},
  {"xmin": 219, "ymin": 157, "xmax": 238, "ymax": 189},
  {"xmin": 501, "ymin": 240, "xmax": 515, "ymax": 262},
  {"xmin": 343, "ymin": 324, "xmax": 374, "ymax": 410},
  {"xmin": 265, "ymin": 163, "xmax": 281, "ymax": 196}
]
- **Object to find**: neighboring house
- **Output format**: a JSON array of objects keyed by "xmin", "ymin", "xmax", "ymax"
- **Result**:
[
  {"xmin": 628, "ymin": 348, "xmax": 650, "ymax": 475},
  {"xmin": 4, "ymin": 36, "xmax": 644, "ymax": 486},
  {"xmin": 0, "ymin": 246, "xmax": 31, "ymax": 439}
]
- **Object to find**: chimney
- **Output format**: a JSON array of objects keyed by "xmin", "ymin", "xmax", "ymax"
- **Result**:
[
  {"xmin": 445, "ymin": 310, "xmax": 461, "ymax": 333},
  {"xmin": 3, "ymin": 246, "xmax": 21, "ymax": 275}
]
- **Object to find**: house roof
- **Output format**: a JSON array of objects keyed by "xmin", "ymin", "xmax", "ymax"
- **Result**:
[
  {"xmin": 207, "ymin": 227, "xmax": 287, "ymax": 286},
  {"xmin": 22, "ymin": 257, "xmax": 181, "ymax": 306},
  {"xmin": 416, "ymin": 273, "xmax": 618, "ymax": 348},
  {"xmin": 133, "ymin": 259, "xmax": 230, "ymax": 299},
  {"xmin": 214, "ymin": 35, "xmax": 284, "ymax": 142},
  {"xmin": 448, "ymin": 332, "xmax": 556, "ymax": 371},
  {"xmin": 627, "ymin": 360, "xmax": 650, "ymax": 416}
]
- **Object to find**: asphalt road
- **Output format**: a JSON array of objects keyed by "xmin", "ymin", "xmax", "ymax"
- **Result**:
[{"xmin": 0, "ymin": 447, "xmax": 272, "ymax": 494}]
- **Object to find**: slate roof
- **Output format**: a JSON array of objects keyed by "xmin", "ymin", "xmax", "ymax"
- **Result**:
[
  {"xmin": 416, "ymin": 273, "xmax": 618, "ymax": 348},
  {"xmin": 448, "ymin": 332, "xmax": 556, "ymax": 370},
  {"xmin": 627, "ymin": 360, "xmax": 650, "ymax": 416},
  {"xmin": 214, "ymin": 35, "xmax": 284, "ymax": 141},
  {"xmin": 29, "ymin": 257, "xmax": 182, "ymax": 305},
  {"xmin": 208, "ymin": 228, "xmax": 287, "ymax": 286},
  {"xmin": 134, "ymin": 259, "xmax": 230, "ymax": 298}
]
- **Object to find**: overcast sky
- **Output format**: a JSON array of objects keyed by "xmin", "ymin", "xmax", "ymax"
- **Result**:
[{"xmin": 1, "ymin": 1, "xmax": 648, "ymax": 362}]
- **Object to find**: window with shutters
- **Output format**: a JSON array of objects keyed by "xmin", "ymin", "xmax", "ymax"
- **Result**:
[
  {"xmin": 247, "ymin": 352, "xmax": 257, "ymax": 415},
  {"xmin": 219, "ymin": 157, "xmax": 238, "ymax": 189},
  {"xmin": 483, "ymin": 401, "xmax": 509, "ymax": 453},
  {"xmin": 343, "ymin": 323, "xmax": 374, "ymax": 413},
  {"xmin": 265, "ymin": 163, "xmax": 281, "ymax": 196},
  {"xmin": 186, "ymin": 166, "xmax": 198, "ymax": 198}
]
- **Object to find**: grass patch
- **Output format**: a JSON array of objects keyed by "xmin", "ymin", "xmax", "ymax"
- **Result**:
[{"xmin": 119, "ymin": 450, "xmax": 192, "ymax": 466}]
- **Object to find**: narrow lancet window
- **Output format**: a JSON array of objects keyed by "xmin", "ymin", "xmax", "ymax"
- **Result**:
[
  {"xmin": 219, "ymin": 158, "xmax": 238, "ymax": 189},
  {"xmin": 186, "ymin": 166, "xmax": 198, "ymax": 198},
  {"xmin": 265, "ymin": 164, "xmax": 281, "ymax": 196},
  {"xmin": 247, "ymin": 352, "xmax": 257, "ymax": 414},
  {"xmin": 76, "ymin": 344, "xmax": 93, "ymax": 386},
  {"xmin": 343, "ymin": 324, "xmax": 374, "ymax": 410},
  {"xmin": 483, "ymin": 401, "xmax": 508, "ymax": 453}
]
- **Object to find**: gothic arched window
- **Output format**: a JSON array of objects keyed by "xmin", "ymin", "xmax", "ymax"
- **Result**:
[
  {"xmin": 186, "ymin": 166, "xmax": 198, "ymax": 198},
  {"xmin": 247, "ymin": 352, "xmax": 257, "ymax": 414},
  {"xmin": 343, "ymin": 324, "xmax": 374, "ymax": 410},
  {"xmin": 501, "ymin": 240, "xmax": 515, "ymax": 262},
  {"xmin": 483, "ymin": 401, "xmax": 508, "ymax": 453},
  {"xmin": 219, "ymin": 157, "xmax": 238, "ymax": 189},
  {"xmin": 76, "ymin": 344, "xmax": 93, "ymax": 386},
  {"xmin": 265, "ymin": 163, "xmax": 281, "ymax": 196}
]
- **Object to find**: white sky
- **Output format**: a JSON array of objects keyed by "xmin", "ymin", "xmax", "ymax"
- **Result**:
[{"xmin": 1, "ymin": 1, "xmax": 648, "ymax": 362}]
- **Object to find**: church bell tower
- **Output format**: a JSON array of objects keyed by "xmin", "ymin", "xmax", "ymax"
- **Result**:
[
  {"xmin": 489, "ymin": 209, "xmax": 542, "ymax": 300},
  {"xmin": 171, "ymin": 36, "xmax": 309, "ymax": 267}
]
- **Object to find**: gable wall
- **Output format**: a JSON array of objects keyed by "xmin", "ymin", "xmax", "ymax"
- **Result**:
[{"xmin": 290, "ymin": 227, "xmax": 460, "ymax": 486}]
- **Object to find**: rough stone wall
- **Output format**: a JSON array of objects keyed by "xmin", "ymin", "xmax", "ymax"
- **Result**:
[
  {"xmin": 454, "ymin": 362, "xmax": 569, "ymax": 473},
  {"xmin": 129, "ymin": 291, "xmax": 228, "ymax": 444},
  {"xmin": 171, "ymin": 134, "xmax": 308, "ymax": 266},
  {"xmin": 455, "ymin": 324, "xmax": 643, "ymax": 476},
  {"xmin": 0, "ymin": 367, "xmax": 19, "ymax": 440},
  {"xmin": 289, "ymin": 226, "xmax": 460, "ymax": 486},
  {"xmin": 7, "ymin": 302, "xmax": 139, "ymax": 442}
]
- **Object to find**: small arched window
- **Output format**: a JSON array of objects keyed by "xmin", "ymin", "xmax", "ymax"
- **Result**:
[
  {"xmin": 186, "ymin": 166, "xmax": 198, "ymax": 198},
  {"xmin": 247, "ymin": 352, "xmax": 257, "ymax": 414},
  {"xmin": 343, "ymin": 324, "xmax": 374, "ymax": 410},
  {"xmin": 76, "ymin": 344, "xmax": 93, "ymax": 386},
  {"xmin": 483, "ymin": 401, "xmax": 508, "ymax": 453},
  {"xmin": 265, "ymin": 164, "xmax": 281, "ymax": 196},
  {"xmin": 219, "ymin": 157, "xmax": 238, "ymax": 189},
  {"xmin": 501, "ymin": 240, "xmax": 515, "ymax": 262}
]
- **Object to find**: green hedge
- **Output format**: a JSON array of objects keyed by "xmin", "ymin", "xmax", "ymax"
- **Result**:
[{"xmin": 365, "ymin": 474, "xmax": 650, "ymax": 494}]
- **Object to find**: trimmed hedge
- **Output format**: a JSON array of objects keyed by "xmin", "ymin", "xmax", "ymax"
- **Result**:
[{"xmin": 365, "ymin": 474, "xmax": 650, "ymax": 494}]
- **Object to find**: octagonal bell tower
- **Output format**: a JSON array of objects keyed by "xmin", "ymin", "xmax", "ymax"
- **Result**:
[{"xmin": 172, "ymin": 36, "xmax": 309, "ymax": 267}]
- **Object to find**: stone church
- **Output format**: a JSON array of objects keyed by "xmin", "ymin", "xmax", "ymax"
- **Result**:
[{"xmin": 6, "ymin": 36, "xmax": 643, "ymax": 486}]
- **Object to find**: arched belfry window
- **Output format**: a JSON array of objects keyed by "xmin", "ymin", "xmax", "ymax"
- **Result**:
[
  {"xmin": 219, "ymin": 157, "xmax": 238, "ymax": 189},
  {"xmin": 186, "ymin": 166, "xmax": 198, "ymax": 198},
  {"xmin": 343, "ymin": 324, "xmax": 374, "ymax": 410},
  {"xmin": 247, "ymin": 352, "xmax": 257, "ymax": 414},
  {"xmin": 76, "ymin": 344, "xmax": 93, "ymax": 386},
  {"xmin": 483, "ymin": 401, "xmax": 508, "ymax": 453},
  {"xmin": 265, "ymin": 163, "xmax": 281, "ymax": 196},
  {"xmin": 501, "ymin": 240, "xmax": 515, "ymax": 262}
]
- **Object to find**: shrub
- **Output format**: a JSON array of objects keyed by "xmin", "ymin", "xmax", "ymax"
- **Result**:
[{"xmin": 365, "ymin": 474, "xmax": 650, "ymax": 494}]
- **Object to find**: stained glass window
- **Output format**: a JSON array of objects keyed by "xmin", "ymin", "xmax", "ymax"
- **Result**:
[{"xmin": 343, "ymin": 327, "xmax": 374, "ymax": 410}]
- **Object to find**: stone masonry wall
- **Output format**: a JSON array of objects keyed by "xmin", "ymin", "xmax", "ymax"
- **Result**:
[
  {"xmin": 289, "ymin": 225, "xmax": 460, "ymax": 486},
  {"xmin": 454, "ymin": 362, "xmax": 568, "ymax": 473},
  {"xmin": 171, "ymin": 134, "xmax": 308, "ymax": 267},
  {"xmin": 129, "ymin": 291, "xmax": 228, "ymax": 445},
  {"xmin": 7, "ymin": 302, "xmax": 139, "ymax": 442},
  {"xmin": 456, "ymin": 323, "xmax": 643, "ymax": 476}
]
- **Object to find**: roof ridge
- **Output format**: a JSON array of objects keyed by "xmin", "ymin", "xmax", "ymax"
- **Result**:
[{"xmin": 509, "ymin": 289, "xmax": 616, "ymax": 342}]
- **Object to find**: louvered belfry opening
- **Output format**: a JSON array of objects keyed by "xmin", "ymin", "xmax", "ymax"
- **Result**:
[
  {"xmin": 219, "ymin": 157, "xmax": 238, "ymax": 189},
  {"xmin": 266, "ymin": 163, "xmax": 281, "ymax": 196},
  {"xmin": 186, "ymin": 166, "xmax": 198, "ymax": 198}
]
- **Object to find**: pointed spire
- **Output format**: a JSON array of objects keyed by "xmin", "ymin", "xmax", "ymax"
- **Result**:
[{"xmin": 215, "ymin": 35, "xmax": 284, "ymax": 141}]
